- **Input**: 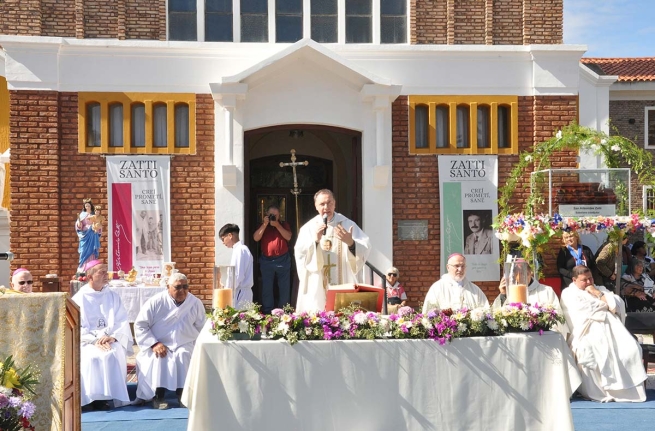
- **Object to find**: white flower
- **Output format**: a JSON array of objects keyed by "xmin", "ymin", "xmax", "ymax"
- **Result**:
[
  {"xmin": 524, "ymin": 155, "xmax": 533, "ymax": 162},
  {"xmin": 421, "ymin": 318, "xmax": 433, "ymax": 329},
  {"xmin": 501, "ymin": 319, "xmax": 508, "ymax": 327},
  {"xmin": 486, "ymin": 319, "xmax": 499, "ymax": 330},
  {"xmin": 470, "ymin": 308, "xmax": 485, "ymax": 322},
  {"xmin": 354, "ymin": 313, "xmax": 368, "ymax": 325},
  {"xmin": 611, "ymin": 145, "xmax": 620, "ymax": 152},
  {"xmin": 379, "ymin": 318, "xmax": 390, "ymax": 332},
  {"xmin": 556, "ymin": 130, "xmax": 562, "ymax": 139},
  {"xmin": 458, "ymin": 323, "xmax": 468, "ymax": 332},
  {"xmin": 276, "ymin": 322, "xmax": 289, "ymax": 335},
  {"xmin": 519, "ymin": 322, "xmax": 530, "ymax": 331},
  {"xmin": 600, "ymin": 138, "xmax": 607, "ymax": 145},
  {"xmin": 238, "ymin": 320, "xmax": 249, "ymax": 333},
  {"xmin": 590, "ymin": 144, "xmax": 599, "ymax": 151},
  {"xmin": 215, "ymin": 318, "xmax": 226, "ymax": 327},
  {"xmin": 341, "ymin": 321, "xmax": 351, "ymax": 331},
  {"xmin": 305, "ymin": 327, "xmax": 312, "ymax": 335}
]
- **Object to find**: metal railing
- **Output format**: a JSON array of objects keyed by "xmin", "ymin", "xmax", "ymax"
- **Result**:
[{"xmin": 364, "ymin": 261, "xmax": 388, "ymax": 315}]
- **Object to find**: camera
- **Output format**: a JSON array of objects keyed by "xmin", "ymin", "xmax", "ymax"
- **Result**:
[{"xmin": 268, "ymin": 214, "xmax": 276, "ymax": 222}]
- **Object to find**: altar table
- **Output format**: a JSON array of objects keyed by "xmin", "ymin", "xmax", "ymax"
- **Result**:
[
  {"xmin": 182, "ymin": 326, "xmax": 581, "ymax": 431},
  {"xmin": 108, "ymin": 283, "xmax": 166, "ymax": 322}
]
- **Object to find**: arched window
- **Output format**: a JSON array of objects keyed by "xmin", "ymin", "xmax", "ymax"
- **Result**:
[
  {"xmin": 108, "ymin": 103, "xmax": 124, "ymax": 147},
  {"xmin": 497, "ymin": 105, "xmax": 511, "ymax": 148},
  {"xmin": 131, "ymin": 103, "xmax": 146, "ymax": 148},
  {"xmin": 477, "ymin": 105, "xmax": 490, "ymax": 149},
  {"xmin": 456, "ymin": 105, "xmax": 470, "ymax": 148},
  {"xmin": 153, "ymin": 103, "xmax": 168, "ymax": 148},
  {"xmin": 436, "ymin": 105, "xmax": 449, "ymax": 148},
  {"xmin": 415, "ymin": 104, "xmax": 429, "ymax": 149},
  {"xmin": 174, "ymin": 103, "xmax": 190, "ymax": 148},
  {"xmin": 86, "ymin": 102, "xmax": 101, "ymax": 147}
]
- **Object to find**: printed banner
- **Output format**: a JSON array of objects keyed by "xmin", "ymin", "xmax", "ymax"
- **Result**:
[
  {"xmin": 438, "ymin": 156, "xmax": 499, "ymax": 282},
  {"xmin": 107, "ymin": 156, "xmax": 171, "ymax": 276}
]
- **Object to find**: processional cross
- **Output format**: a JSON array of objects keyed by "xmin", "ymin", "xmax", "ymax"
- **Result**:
[{"xmin": 279, "ymin": 149, "xmax": 309, "ymax": 234}]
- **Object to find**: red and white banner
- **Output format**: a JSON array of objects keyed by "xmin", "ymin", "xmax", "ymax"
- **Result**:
[{"xmin": 106, "ymin": 156, "xmax": 171, "ymax": 276}]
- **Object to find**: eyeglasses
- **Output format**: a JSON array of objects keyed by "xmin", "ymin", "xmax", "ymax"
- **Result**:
[
  {"xmin": 172, "ymin": 284, "xmax": 189, "ymax": 291},
  {"xmin": 387, "ymin": 273, "xmax": 398, "ymax": 277},
  {"xmin": 18, "ymin": 280, "xmax": 34, "ymax": 285},
  {"xmin": 448, "ymin": 264, "xmax": 466, "ymax": 269}
]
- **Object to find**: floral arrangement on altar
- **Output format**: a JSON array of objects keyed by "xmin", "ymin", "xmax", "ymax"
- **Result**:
[
  {"xmin": 208, "ymin": 303, "xmax": 265, "ymax": 341},
  {"xmin": 209, "ymin": 303, "xmax": 565, "ymax": 345},
  {"xmin": 0, "ymin": 355, "xmax": 39, "ymax": 431}
]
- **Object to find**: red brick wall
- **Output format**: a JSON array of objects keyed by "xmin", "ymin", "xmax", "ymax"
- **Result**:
[
  {"xmin": 41, "ymin": 0, "xmax": 76, "ymax": 37},
  {"xmin": 392, "ymin": 95, "xmax": 578, "ymax": 308},
  {"xmin": 493, "ymin": 0, "xmax": 523, "ymax": 45},
  {"xmin": 9, "ymin": 91, "xmax": 215, "ymax": 306},
  {"xmin": 83, "ymin": 0, "xmax": 118, "ymax": 38},
  {"xmin": 0, "ymin": 0, "xmax": 42, "ymax": 36},
  {"xmin": 413, "ymin": 0, "xmax": 448, "ymax": 44},
  {"xmin": 522, "ymin": 0, "xmax": 563, "ymax": 44},
  {"xmin": 453, "ymin": 0, "xmax": 486, "ymax": 44},
  {"xmin": 125, "ymin": 0, "xmax": 166, "ymax": 40}
]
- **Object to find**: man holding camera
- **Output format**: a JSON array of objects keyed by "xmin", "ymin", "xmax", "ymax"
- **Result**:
[{"xmin": 253, "ymin": 204, "xmax": 293, "ymax": 313}]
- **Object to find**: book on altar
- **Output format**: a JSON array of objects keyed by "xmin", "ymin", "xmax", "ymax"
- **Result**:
[{"xmin": 325, "ymin": 283, "xmax": 384, "ymax": 312}]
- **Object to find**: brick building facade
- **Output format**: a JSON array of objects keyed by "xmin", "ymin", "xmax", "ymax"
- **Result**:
[{"xmin": 0, "ymin": 0, "xmax": 583, "ymax": 308}]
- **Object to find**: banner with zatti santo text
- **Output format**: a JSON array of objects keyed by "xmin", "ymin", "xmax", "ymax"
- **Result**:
[
  {"xmin": 106, "ymin": 156, "xmax": 171, "ymax": 277},
  {"xmin": 438, "ymin": 155, "xmax": 499, "ymax": 282}
]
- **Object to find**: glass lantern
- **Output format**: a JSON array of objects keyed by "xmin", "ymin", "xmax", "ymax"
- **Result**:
[
  {"xmin": 213, "ymin": 266, "xmax": 235, "ymax": 309},
  {"xmin": 504, "ymin": 258, "xmax": 530, "ymax": 304}
]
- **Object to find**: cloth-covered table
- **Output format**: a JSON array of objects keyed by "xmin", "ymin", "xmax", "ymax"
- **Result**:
[
  {"xmin": 108, "ymin": 283, "xmax": 166, "ymax": 322},
  {"xmin": 182, "ymin": 325, "xmax": 581, "ymax": 431}
]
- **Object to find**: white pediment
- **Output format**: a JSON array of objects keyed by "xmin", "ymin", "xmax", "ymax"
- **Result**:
[{"xmin": 214, "ymin": 38, "xmax": 391, "ymax": 92}]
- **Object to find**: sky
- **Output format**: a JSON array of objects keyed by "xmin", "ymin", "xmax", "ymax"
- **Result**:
[{"xmin": 563, "ymin": 0, "xmax": 655, "ymax": 58}]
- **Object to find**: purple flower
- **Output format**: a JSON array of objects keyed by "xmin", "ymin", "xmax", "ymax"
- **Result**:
[
  {"xmin": 427, "ymin": 310, "xmax": 438, "ymax": 319},
  {"xmin": 388, "ymin": 314, "xmax": 399, "ymax": 322},
  {"xmin": 0, "ymin": 393, "xmax": 8, "ymax": 408},
  {"xmin": 271, "ymin": 308, "xmax": 285, "ymax": 317},
  {"xmin": 398, "ymin": 306, "xmax": 413, "ymax": 317},
  {"xmin": 19, "ymin": 401, "xmax": 36, "ymax": 419},
  {"xmin": 401, "ymin": 325, "xmax": 409, "ymax": 333}
]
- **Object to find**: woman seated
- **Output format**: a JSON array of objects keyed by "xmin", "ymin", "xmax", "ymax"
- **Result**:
[{"xmin": 621, "ymin": 258, "xmax": 655, "ymax": 312}]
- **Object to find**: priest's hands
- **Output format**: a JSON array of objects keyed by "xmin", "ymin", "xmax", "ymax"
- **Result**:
[
  {"xmin": 152, "ymin": 342, "xmax": 168, "ymax": 358},
  {"xmin": 584, "ymin": 285, "xmax": 605, "ymax": 301},
  {"xmin": 335, "ymin": 225, "xmax": 355, "ymax": 248},
  {"xmin": 96, "ymin": 336, "xmax": 116, "ymax": 351}
]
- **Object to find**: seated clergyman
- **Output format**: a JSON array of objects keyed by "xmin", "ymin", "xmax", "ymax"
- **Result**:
[
  {"xmin": 134, "ymin": 272, "xmax": 206, "ymax": 409},
  {"xmin": 561, "ymin": 265, "xmax": 646, "ymax": 402},
  {"xmin": 72, "ymin": 259, "xmax": 132, "ymax": 411}
]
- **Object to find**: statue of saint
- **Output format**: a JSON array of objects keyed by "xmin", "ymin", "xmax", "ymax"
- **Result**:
[{"xmin": 75, "ymin": 198, "xmax": 102, "ymax": 272}]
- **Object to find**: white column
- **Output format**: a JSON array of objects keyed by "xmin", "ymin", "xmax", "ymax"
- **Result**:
[
  {"xmin": 303, "ymin": 0, "xmax": 311, "ymax": 39},
  {"xmin": 224, "ymin": 106, "xmax": 234, "ymax": 165},
  {"xmin": 233, "ymin": 0, "xmax": 241, "ymax": 42},
  {"xmin": 338, "ymin": 0, "xmax": 346, "ymax": 43}
]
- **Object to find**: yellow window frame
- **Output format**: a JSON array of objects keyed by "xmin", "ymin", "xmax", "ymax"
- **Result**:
[
  {"xmin": 409, "ymin": 95, "xmax": 519, "ymax": 155},
  {"xmin": 78, "ymin": 92, "xmax": 197, "ymax": 155}
]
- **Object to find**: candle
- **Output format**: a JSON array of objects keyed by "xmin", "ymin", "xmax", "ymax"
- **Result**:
[
  {"xmin": 213, "ymin": 288, "xmax": 233, "ymax": 309},
  {"xmin": 507, "ymin": 284, "xmax": 528, "ymax": 304}
]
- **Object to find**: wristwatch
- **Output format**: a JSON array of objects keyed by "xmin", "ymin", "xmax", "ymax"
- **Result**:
[{"xmin": 596, "ymin": 291, "xmax": 605, "ymax": 299}]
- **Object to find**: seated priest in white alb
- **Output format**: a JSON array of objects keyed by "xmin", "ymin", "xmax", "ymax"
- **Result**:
[
  {"xmin": 561, "ymin": 265, "xmax": 646, "ymax": 403},
  {"xmin": 72, "ymin": 259, "xmax": 133, "ymax": 411},
  {"xmin": 422, "ymin": 253, "xmax": 488, "ymax": 313},
  {"xmin": 134, "ymin": 272, "xmax": 206, "ymax": 410},
  {"xmin": 492, "ymin": 265, "xmax": 569, "ymax": 337}
]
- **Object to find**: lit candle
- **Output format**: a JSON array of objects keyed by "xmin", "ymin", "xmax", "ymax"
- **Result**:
[
  {"xmin": 507, "ymin": 284, "xmax": 528, "ymax": 304},
  {"xmin": 213, "ymin": 288, "xmax": 233, "ymax": 309}
]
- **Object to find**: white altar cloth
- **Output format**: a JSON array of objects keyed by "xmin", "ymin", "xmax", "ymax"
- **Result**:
[
  {"xmin": 182, "ymin": 325, "xmax": 581, "ymax": 431},
  {"xmin": 108, "ymin": 283, "xmax": 166, "ymax": 322}
]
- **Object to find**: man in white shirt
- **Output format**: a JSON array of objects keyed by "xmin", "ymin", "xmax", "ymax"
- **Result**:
[
  {"xmin": 72, "ymin": 259, "xmax": 132, "ymax": 411},
  {"xmin": 464, "ymin": 212, "xmax": 493, "ymax": 255},
  {"xmin": 295, "ymin": 189, "xmax": 371, "ymax": 312},
  {"xmin": 561, "ymin": 265, "xmax": 646, "ymax": 402},
  {"xmin": 220, "ymin": 223, "xmax": 254, "ymax": 309},
  {"xmin": 422, "ymin": 253, "xmax": 488, "ymax": 313},
  {"xmin": 134, "ymin": 272, "xmax": 206, "ymax": 409}
]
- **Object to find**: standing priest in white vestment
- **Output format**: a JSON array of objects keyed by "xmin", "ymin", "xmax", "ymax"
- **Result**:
[
  {"xmin": 295, "ymin": 189, "xmax": 371, "ymax": 312},
  {"xmin": 561, "ymin": 265, "xmax": 646, "ymax": 402},
  {"xmin": 72, "ymin": 259, "xmax": 132, "ymax": 410},
  {"xmin": 422, "ymin": 253, "xmax": 488, "ymax": 313},
  {"xmin": 134, "ymin": 272, "xmax": 206, "ymax": 409}
]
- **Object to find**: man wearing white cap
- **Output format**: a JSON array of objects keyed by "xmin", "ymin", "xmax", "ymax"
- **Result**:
[
  {"xmin": 72, "ymin": 259, "xmax": 132, "ymax": 410},
  {"xmin": 422, "ymin": 253, "xmax": 489, "ymax": 313}
]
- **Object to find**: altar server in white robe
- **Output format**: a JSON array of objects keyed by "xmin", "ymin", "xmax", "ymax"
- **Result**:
[
  {"xmin": 561, "ymin": 265, "xmax": 646, "ymax": 403},
  {"xmin": 134, "ymin": 272, "xmax": 206, "ymax": 409},
  {"xmin": 72, "ymin": 259, "xmax": 132, "ymax": 410},
  {"xmin": 219, "ymin": 223, "xmax": 254, "ymax": 310},
  {"xmin": 295, "ymin": 189, "xmax": 371, "ymax": 312},
  {"xmin": 422, "ymin": 253, "xmax": 488, "ymax": 313}
]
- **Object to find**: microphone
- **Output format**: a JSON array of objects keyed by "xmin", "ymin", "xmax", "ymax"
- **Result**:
[
  {"xmin": 323, "ymin": 216, "xmax": 328, "ymax": 235},
  {"xmin": 0, "ymin": 252, "xmax": 14, "ymax": 261}
]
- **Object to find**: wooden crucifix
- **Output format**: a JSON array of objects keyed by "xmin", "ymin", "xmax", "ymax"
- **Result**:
[{"xmin": 279, "ymin": 149, "xmax": 309, "ymax": 234}]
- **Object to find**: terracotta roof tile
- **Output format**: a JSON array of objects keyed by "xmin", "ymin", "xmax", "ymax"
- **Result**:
[{"xmin": 580, "ymin": 57, "xmax": 655, "ymax": 82}]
